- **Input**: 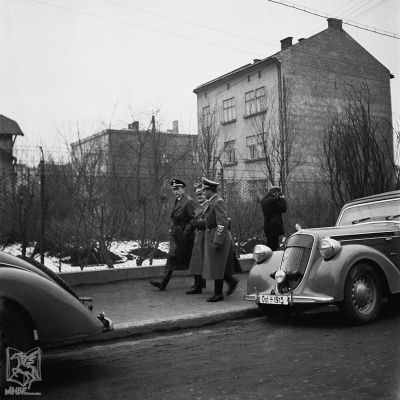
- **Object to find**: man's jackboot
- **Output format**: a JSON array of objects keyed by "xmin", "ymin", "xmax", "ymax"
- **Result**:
[
  {"xmin": 149, "ymin": 270, "xmax": 173, "ymax": 291},
  {"xmin": 207, "ymin": 279, "xmax": 224, "ymax": 302},
  {"xmin": 185, "ymin": 275, "xmax": 203, "ymax": 294}
]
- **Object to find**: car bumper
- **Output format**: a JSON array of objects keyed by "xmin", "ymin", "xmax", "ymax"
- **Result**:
[{"xmin": 244, "ymin": 293, "xmax": 335, "ymax": 304}]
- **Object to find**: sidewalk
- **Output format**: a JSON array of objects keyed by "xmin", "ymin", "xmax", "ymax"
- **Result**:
[{"xmin": 73, "ymin": 273, "xmax": 258, "ymax": 342}]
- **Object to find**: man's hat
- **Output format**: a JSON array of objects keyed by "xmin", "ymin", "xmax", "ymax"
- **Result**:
[
  {"xmin": 170, "ymin": 178, "xmax": 186, "ymax": 188},
  {"xmin": 194, "ymin": 183, "xmax": 202, "ymax": 194},
  {"xmin": 269, "ymin": 185, "xmax": 281, "ymax": 193},
  {"xmin": 201, "ymin": 177, "xmax": 219, "ymax": 190}
]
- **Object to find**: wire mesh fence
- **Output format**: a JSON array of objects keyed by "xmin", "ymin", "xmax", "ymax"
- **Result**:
[{"xmin": 0, "ymin": 149, "xmax": 339, "ymax": 267}]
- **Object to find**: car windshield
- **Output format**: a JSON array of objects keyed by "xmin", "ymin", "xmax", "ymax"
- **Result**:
[{"xmin": 337, "ymin": 198, "xmax": 400, "ymax": 226}]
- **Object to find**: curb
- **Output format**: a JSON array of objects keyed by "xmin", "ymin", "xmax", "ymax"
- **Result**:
[
  {"xmin": 92, "ymin": 307, "xmax": 260, "ymax": 342},
  {"xmin": 61, "ymin": 257, "xmax": 255, "ymax": 287},
  {"xmin": 54, "ymin": 307, "xmax": 260, "ymax": 348}
]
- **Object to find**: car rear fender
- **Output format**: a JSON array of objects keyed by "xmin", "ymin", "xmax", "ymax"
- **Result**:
[
  {"xmin": 306, "ymin": 244, "xmax": 400, "ymax": 301},
  {"xmin": 246, "ymin": 250, "xmax": 284, "ymax": 295},
  {"xmin": 0, "ymin": 266, "xmax": 104, "ymax": 345}
]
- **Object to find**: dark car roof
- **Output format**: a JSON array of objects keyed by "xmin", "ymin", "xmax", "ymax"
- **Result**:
[{"xmin": 345, "ymin": 190, "xmax": 400, "ymax": 207}]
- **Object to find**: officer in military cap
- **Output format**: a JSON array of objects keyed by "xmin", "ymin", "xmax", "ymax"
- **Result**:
[
  {"xmin": 149, "ymin": 178, "xmax": 196, "ymax": 291},
  {"xmin": 201, "ymin": 177, "xmax": 238, "ymax": 302},
  {"xmin": 185, "ymin": 183, "xmax": 207, "ymax": 294}
]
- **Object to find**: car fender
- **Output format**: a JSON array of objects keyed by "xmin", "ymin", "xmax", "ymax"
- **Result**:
[
  {"xmin": 246, "ymin": 250, "xmax": 284, "ymax": 294},
  {"xmin": 0, "ymin": 266, "xmax": 104, "ymax": 345},
  {"xmin": 305, "ymin": 244, "xmax": 400, "ymax": 301}
]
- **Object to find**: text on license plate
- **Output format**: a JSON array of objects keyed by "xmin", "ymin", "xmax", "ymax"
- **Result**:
[{"xmin": 259, "ymin": 294, "xmax": 290, "ymax": 305}]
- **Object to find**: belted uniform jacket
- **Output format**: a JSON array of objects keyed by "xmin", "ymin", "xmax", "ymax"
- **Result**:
[
  {"xmin": 167, "ymin": 193, "xmax": 196, "ymax": 271},
  {"xmin": 203, "ymin": 194, "xmax": 234, "ymax": 280}
]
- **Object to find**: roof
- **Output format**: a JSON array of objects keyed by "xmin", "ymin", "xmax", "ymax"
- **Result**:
[
  {"xmin": 345, "ymin": 190, "xmax": 400, "ymax": 207},
  {"xmin": 193, "ymin": 18, "xmax": 391, "ymax": 94},
  {"xmin": 0, "ymin": 115, "xmax": 24, "ymax": 136}
]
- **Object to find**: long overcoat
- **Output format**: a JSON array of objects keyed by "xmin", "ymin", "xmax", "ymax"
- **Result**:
[
  {"xmin": 202, "ymin": 194, "xmax": 234, "ymax": 280},
  {"xmin": 260, "ymin": 193, "xmax": 287, "ymax": 236},
  {"xmin": 188, "ymin": 204, "xmax": 206, "ymax": 275},
  {"xmin": 166, "ymin": 193, "xmax": 196, "ymax": 271}
]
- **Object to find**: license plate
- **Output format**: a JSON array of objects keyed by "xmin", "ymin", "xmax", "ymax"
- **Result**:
[{"xmin": 259, "ymin": 294, "xmax": 290, "ymax": 305}]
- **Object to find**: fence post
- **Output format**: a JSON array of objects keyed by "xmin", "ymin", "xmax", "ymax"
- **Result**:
[{"xmin": 39, "ymin": 147, "xmax": 45, "ymax": 264}]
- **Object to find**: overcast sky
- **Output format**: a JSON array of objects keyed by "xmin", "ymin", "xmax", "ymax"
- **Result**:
[{"xmin": 1, "ymin": 0, "xmax": 399, "ymax": 156}]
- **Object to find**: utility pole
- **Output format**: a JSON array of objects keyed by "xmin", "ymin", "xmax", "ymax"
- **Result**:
[{"xmin": 39, "ymin": 146, "xmax": 45, "ymax": 264}]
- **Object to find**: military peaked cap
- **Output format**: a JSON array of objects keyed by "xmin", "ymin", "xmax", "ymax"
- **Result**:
[
  {"xmin": 170, "ymin": 178, "xmax": 186, "ymax": 188},
  {"xmin": 194, "ymin": 182, "xmax": 202, "ymax": 194},
  {"xmin": 201, "ymin": 177, "xmax": 219, "ymax": 190}
]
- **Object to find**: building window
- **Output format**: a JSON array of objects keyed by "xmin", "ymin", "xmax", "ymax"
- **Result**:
[
  {"xmin": 258, "ymin": 71, "xmax": 262, "ymax": 78},
  {"xmin": 224, "ymin": 140, "xmax": 236, "ymax": 163},
  {"xmin": 245, "ymin": 87, "xmax": 266, "ymax": 116},
  {"xmin": 202, "ymin": 105, "xmax": 211, "ymax": 128},
  {"xmin": 247, "ymin": 75, "xmax": 251, "ymax": 82},
  {"xmin": 227, "ymin": 83, "xmax": 230, "ymax": 90},
  {"xmin": 255, "ymin": 87, "xmax": 266, "ymax": 112},
  {"xmin": 245, "ymin": 91, "xmax": 255, "ymax": 116},
  {"xmin": 246, "ymin": 135, "xmax": 257, "ymax": 160},
  {"xmin": 257, "ymin": 133, "xmax": 266, "ymax": 157},
  {"xmin": 223, "ymin": 98, "xmax": 236, "ymax": 123},
  {"xmin": 246, "ymin": 134, "xmax": 266, "ymax": 160}
]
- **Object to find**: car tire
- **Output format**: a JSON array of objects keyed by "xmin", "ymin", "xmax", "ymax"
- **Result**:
[
  {"xmin": 340, "ymin": 262, "xmax": 382, "ymax": 324},
  {"xmin": 0, "ymin": 306, "xmax": 34, "ymax": 392}
]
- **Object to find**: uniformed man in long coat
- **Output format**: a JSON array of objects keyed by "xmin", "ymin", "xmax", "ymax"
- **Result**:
[
  {"xmin": 201, "ymin": 177, "xmax": 238, "ymax": 302},
  {"xmin": 149, "ymin": 178, "xmax": 195, "ymax": 291},
  {"xmin": 185, "ymin": 184, "xmax": 207, "ymax": 294}
]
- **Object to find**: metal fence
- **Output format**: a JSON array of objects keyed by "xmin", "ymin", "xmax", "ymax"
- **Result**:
[{"xmin": 0, "ymin": 152, "xmax": 339, "ymax": 266}]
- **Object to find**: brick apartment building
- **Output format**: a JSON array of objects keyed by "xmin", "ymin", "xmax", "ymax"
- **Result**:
[
  {"xmin": 193, "ymin": 18, "xmax": 393, "ymax": 192},
  {"xmin": 70, "ymin": 120, "xmax": 197, "ymax": 194}
]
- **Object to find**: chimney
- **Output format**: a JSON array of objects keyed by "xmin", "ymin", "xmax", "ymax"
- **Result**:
[
  {"xmin": 327, "ymin": 18, "xmax": 342, "ymax": 30},
  {"xmin": 280, "ymin": 37, "xmax": 293, "ymax": 51},
  {"xmin": 298, "ymin": 38, "xmax": 305, "ymax": 43},
  {"xmin": 172, "ymin": 120, "xmax": 179, "ymax": 134},
  {"xmin": 128, "ymin": 121, "xmax": 139, "ymax": 131}
]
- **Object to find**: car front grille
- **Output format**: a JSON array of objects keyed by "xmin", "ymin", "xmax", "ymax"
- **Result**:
[{"xmin": 280, "ymin": 234, "xmax": 314, "ymax": 290}]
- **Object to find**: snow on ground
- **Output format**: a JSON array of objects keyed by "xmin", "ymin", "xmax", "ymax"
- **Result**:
[
  {"xmin": 2, "ymin": 241, "xmax": 252, "ymax": 275},
  {"xmin": 1, "ymin": 241, "xmax": 168, "ymax": 274}
]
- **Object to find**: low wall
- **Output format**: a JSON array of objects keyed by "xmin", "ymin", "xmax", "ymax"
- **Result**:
[{"xmin": 61, "ymin": 256, "xmax": 254, "ymax": 287}]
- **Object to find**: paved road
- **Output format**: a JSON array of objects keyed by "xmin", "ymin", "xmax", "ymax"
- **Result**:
[{"xmin": 31, "ymin": 306, "xmax": 400, "ymax": 400}]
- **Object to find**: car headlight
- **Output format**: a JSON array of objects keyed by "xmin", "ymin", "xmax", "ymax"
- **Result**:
[
  {"xmin": 319, "ymin": 237, "xmax": 342, "ymax": 260},
  {"xmin": 275, "ymin": 270, "xmax": 286, "ymax": 284},
  {"xmin": 253, "ymin": 244, "xmax": 273, "ymax": 263}
]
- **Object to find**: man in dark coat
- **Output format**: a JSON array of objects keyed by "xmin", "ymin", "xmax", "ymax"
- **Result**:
[
  {"xmin": 185, "ymin": 184, "xmax": 207, "ymax": 294},
  {"xmin": 149, "ymin": 178, "xmax": 195, "ymax": 291},
  {"xmin": 201, "ymin": 177, "xmax": 238, "ymax": 302},
  {"xmin": 261, "ymin": 185, "xmax": 287, "ymax": 251}
]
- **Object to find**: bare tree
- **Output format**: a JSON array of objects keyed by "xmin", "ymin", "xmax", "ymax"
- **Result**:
[
  {"xmin": 248, "ymin": 80, "xmax": 300, "ymax": 191},
  {"xmin": 321, "ymin": 82, "xmax": 397, "ymax": 208},
  {"xmin": 197, "ymin": 103, "xmax": 226, "ymax": 179}
]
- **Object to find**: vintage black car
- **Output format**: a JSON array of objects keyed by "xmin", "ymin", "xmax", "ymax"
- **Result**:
[
  {"xmin": 0, "ymin": 252, "xmax": 113, "ymax": 390},
  {"xmin": 244, "ymin": 190, "xmax": 400, "ymax": 324}
]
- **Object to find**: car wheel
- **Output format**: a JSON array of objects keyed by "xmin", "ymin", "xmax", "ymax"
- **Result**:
[
  {"xmin": 340, "ymin": 262, "xmax": 382, "ymax": 324},
  {"xmin": 0, "ymin": 307, "xmax": 34, "ymax": 392}
]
